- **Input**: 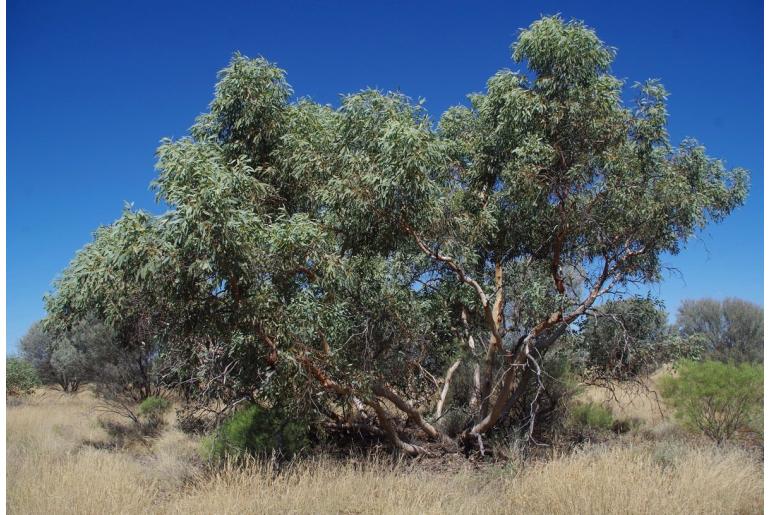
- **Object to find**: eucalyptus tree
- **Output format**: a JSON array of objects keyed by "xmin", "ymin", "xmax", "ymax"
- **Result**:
[
  {"xmin": 45, "ymin": 16, "xmax": 747, "ymax": 455},
  {"xmin": 332, "ymin": 15, "xmax": 747, "ymax": 443},
  {"xmin": 44, "ymin": 212, "xmax": 169, "ymax": 399}
]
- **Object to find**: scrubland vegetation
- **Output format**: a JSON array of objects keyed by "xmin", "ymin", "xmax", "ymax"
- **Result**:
[
  {"xmin": 7, "ymin": 14, "xmax": 764, "ymax": 514},
  {"xmin": 7, "ymin": 374, "xmax": 763, "ymax": 515}
]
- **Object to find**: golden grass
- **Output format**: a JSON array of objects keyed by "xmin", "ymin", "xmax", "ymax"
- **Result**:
[
  {"xmin": 579, "ymin": 367, "xmax": 677, "ymax": 427},
  {"xmin": 7, "ymin": 387, "xmax": 764, "ymax": 515},
  {"xmin": 510, "ymin": 444, "xmax": 763, "ymax": 515},
  {"xmin": 166, "ymin": 445, "xmax": 763, "ymax": 515}
]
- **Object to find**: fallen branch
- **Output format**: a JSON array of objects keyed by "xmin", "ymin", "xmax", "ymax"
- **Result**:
[
  {"xmin": 373, "ymin": 383, "xmax": 450, "ymax": 444},
  {"xmin": 368, "ymin": 400, "xmax": 430, "ymax": 457}
]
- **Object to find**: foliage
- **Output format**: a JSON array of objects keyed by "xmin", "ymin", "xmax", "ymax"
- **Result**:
[
  {"xmin": 136, "ymin": 395, "xmax": 172, "ymax": 434},
  {"xmin": 20, "ymin": 319, "xmax": 86, "ymax": 393},
  {"xmin": 138, "ymin": 395, "xmax": 171, "ymax": 416},
  {"xmin": 19, "ymin": 322, "xmax": 57, "ymax": 383},
  {"xmin": 21, "ymin": 317, "xmax": 124, "ymax": 393},
  {"xmin": 577, "ymin": 297, "xmax": 702, "ymax": 380},
  {"xmin": 7, "ymin": 358, "xmax": 41, "ymax": 396},
  {"xmin": 676, "ymin": 298, "xmax": 763, "ymax": 363},
  {"xmin": 660, "ymin": 360, "xmax": 763, "ymax": 443},
  {"xmin": 569, "ymin": 402, "xmax": 615, "ymax": 431},
  {"xmin": 200, "ymin": 404, "xmax": 310, "ymax": 461},
  {"xmin": 499, "ymin": 347, "xmax": 585, "ymax": 444},
  {"xmin": 44, "ymin": 15, "xmax": 748, "ymax": 455}
]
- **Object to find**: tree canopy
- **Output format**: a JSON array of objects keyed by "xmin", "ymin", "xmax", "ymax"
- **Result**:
[
  {"xmin": 676, "ymin": 298, "xmax": 763, "ymax": 363},
  {"xmin": 44, "ymin": 16, "xmax": 748, "ymax": 455}
]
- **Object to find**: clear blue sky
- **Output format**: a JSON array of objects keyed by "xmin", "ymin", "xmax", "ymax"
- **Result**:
[{"xmin": 7, "ymin": 0, "xmax": 763, "ymax": 354}]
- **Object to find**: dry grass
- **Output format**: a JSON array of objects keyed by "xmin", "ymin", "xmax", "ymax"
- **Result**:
[
  {"xmin": 6, "ymin": 389, "xmax": 198, "ymax": 514},
  {"xmin": 510, "ymin": 444, "xmax": 762, "ymax": 515},
  {"xmin": 166, "ymin": 445, "xmax": 762, "ymax": 515},
  {"xmin": 7, "ymin": 386, "xmax": 764, "ymax": 515},
  {"xmin": 580, "ymin": 368, "xmax": 672, "ymax": 426}
]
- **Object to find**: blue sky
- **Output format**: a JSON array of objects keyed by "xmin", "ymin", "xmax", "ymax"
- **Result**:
[{"xmin": 7, "ymin": 0, "xmax": 763, "ymax": 353}]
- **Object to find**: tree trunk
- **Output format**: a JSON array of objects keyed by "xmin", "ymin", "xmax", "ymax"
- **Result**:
[
  {"xmin": 469, "ymin": 346, "xmax": 529, "ymax": 435},
  {"xmin": 373, "ymin": 383, "xmax": 448, "ymax": 443},
  {"xmin": 369, "ymin": 400, "xmax": 427, "ymax": 456},
  {"xmin": 478, "ymin": 261, "xmax": 505, "ymax": 418},
  {"xmin": 435, "ymin": 359, "xmax": 461, "ymax": 419},
  {"xmin": 461, "ymin": 306, "xmax": 482, "ymax": 412}
]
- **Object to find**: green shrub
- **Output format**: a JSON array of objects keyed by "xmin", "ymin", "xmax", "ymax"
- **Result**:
[
  {"xmin": 200, "ymin": 404, "xmax": 309, "ymax": 461},
  {"xmin": 7, "ymin": 358, "xmax": 41, "ymax": 396},
  {"xmin": 660, "ymin": 360, "xmax": 763, "ymax": 443},
  {"xmin": 529, "ymin": 349, "xmax": 584, "ymax": 435},
  {"xmin": 569, "ymin": 402, "xmax": 614, "ymax": 431},
  {"xmin": 137, "ymin": 395, "xmax": 172, "ymax": 435},
  {"xmin": 138, "ymin": 396, "xmax": 171, "ymax": 417}
]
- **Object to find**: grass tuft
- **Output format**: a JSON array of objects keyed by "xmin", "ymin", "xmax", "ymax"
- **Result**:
[{"xmin": 7, "ymin": 387, "xmax": 763, "ymax": 514}]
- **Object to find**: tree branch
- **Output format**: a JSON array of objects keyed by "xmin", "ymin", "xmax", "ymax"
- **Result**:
[{"xmin": 373, "ymin": 383, "xmax": 450, "ymax": 444}]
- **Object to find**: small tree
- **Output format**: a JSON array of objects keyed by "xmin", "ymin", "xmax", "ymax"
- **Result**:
[
  {"xmin": 676, "ymin": 298, "xmax": 763, "ymax": 363},
  {"xmin": 22, "ymin": 315, "xmax": 156, "ymax": 396},
  {"xmin": 20, "ymin": 320, "xmax": 87, "ymax": 392},
  {"xmin": 19, "ymin": 322, "xmax": 58, "ymax": 385},
  {"xmin": 660, "ymin": 360, "xmax": 762, "ymax": 443},
  {"xmin": 49, "ymin": 340, "xmax": 90, "ymax": 392},
  {"xmin": 22, "ymin": 317, "xmax": 113, "ymax": 392},
  {"xmin": 7, "ymin": 358, "xmax": 41, "ymax": 396}
]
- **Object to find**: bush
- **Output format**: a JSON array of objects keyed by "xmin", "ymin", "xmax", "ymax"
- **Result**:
[
  {"xmin": 660, "ymin": 360, "xmax": 763, "ymax": 443},
  {"xmin": 7, "ymin": 358, "xmax": 41, "ymax": 396},
  {"xmin": 138, "ymin": 396, "xmax": 172, "ymax": 434},
  {"xmin": 138, "ymin": 396, "xmax": 171, "ymax": 417},
  {"xmin": 611, "ymin": 417, "xmax": 643, "ymax": 435},
  {"xmin": 201, "ymin": 405, "xmax": 309, "ymax": 462},
  {"xmin": 569, "ymin": 402, "xmax": 614, "ymax": 431}
]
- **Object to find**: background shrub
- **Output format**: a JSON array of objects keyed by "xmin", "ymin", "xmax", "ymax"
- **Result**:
[
  {"xmin": 676, "ymin": 299, "xmax": 763, "ymax": 363},
  {"xmin": 569, "ymin": 402, "xmax": 615, "ymax": 431},
  {"xmin": 138, "ymin": 396, "xmax": 172, "ymax": 434},
  {"xmin": 201, "ymin": 404, "xmax": 310, "ymax": 462},
  {"xmin": 7, "ymin": 358, "xmax": 41, "ymax": 396},
  {"xmin": 501, "ymin": 349, "xmax": 585, "ymax": 444},
  {"xmin": 138, "ymin": 396, "xmax": 171, "ymax": 417},
  {"xmin": 660, "ymin": 360, "xmax": 762, "ymax": 443}
]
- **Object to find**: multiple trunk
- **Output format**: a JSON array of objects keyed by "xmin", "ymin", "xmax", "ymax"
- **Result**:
[{"xmin": 286, "ymin": 227, "xmax": 637, "ymax": 456}]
